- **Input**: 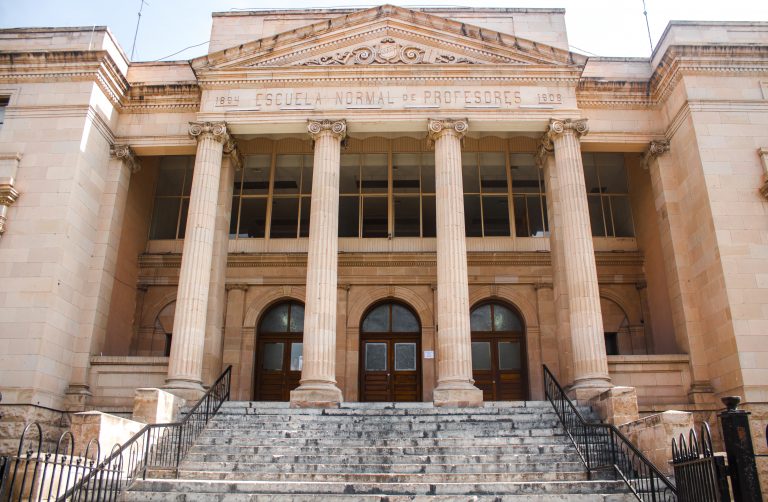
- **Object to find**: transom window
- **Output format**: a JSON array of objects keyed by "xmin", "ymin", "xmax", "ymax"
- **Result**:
[
  {"xmin": 583, "ymin": 153, "xmax": 634, "ymax": 237},
  {"xmin": 362, "ymin": 302, "xmax": 420, "ymax": 333}
]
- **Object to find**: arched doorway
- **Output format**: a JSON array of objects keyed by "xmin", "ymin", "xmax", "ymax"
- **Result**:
[
  {"xmin": 253, "ymin": 300, "xmax": 304, "ymax": 401},
  {"xmin": 470, "ymin": 301, "xmax": 528, "ymax": 401},
  {"xmin": 359, "ymin": 302, "xmax": 422, "ymax": 402}
]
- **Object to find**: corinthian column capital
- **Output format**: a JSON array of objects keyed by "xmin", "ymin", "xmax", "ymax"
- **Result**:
[
  {"xmin": 307, "ymin": 119, "xmax": 347, "ymax": 141},
  {"xmin": 641, "ymin": 140, "xmax": 670, "ymax": 170},
  {"xmin": 188, "ymin": 121, "xmax": 231, "ymax": 144},
  {"xmin": 222, "ymin": 135, "xmax": 242, "ymax": 171},
  {"xmin": 110, "ymin": 144, "xmax": 141, "ymax": 173},
  {"xmin": 427, "ymin": 118, "xmax": 468, "ymax": 143},
  {"xmin": 548, "ymin": 118, "xmax": 589, "ymax": 139}
]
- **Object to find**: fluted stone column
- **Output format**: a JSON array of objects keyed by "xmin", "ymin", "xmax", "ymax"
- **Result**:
[
  {"xmin": 165, "ymin": 122, "xmax": 232, "ymax": 399},
  {"xmin": 540, "ymin": 118, "xmax": 611, "ymax": 399},
  {"xmin": 290, "ymin": 119, "xmax": 346, "ymax": 408},
  {"xmin": 428, "ymin": 118, "xmax": 483, "ymax": 407}
]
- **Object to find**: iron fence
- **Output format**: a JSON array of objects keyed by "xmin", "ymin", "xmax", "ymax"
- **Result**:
[
  {"xmin": 671, "ymin": 423, "xmax": 730, "ymax": 502},
  {"xmin": 0, "ymin": 365, "xmax": 231, "ymax": 501},
  {"xmin": 543, "ymin": 365, "xmax": 677, "ymax": 502}
]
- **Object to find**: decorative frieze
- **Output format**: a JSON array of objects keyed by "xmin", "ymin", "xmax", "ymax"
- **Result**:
[
  {"xmin": 298, "ymin": 38, "xmax": 478, "ymax": 66},
  {"xmin": 642, "ymin": 140, "xmax": 670, "ymax": 170}
]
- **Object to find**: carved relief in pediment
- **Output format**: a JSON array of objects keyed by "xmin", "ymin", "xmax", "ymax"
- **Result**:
[{"xmin": 296, "ymin": 38, "xmax": 479, "ymax": 66}]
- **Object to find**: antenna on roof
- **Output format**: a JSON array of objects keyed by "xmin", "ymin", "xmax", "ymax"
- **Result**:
[
  {"xmin": 130, "ymin": 0, "xmax": 149, "ymax": 61},
  {"xmin": 642, "ymin": 0, "xmax": 654, "ymax": 53}
]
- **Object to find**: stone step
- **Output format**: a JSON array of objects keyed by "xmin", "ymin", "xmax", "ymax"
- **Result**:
[
  {"xmin": 197, "ymin": 428, "xmax": 565, "ymax": 440},
  {"xmin": 183, "ymin": 451, "xmax": 584, "ymax": 465},
  {"xmin": 174, "ymin": 471, "xmax": 591, "ymax": 483},
  {"xmin": 192, "ymin": 436, "xmax": 572, "ymax": 449},
  {"xmin": 209, "ymin": 414, "xmax": 563, "ymax": 424},
  {"xmin": 178, "ymin": 460, "xmax": 587, "ymax": 475},
  {"xmin": 125, "ymin": 478, "xmax": 632, "ymax": 497},
  {"xmin": 122, "ymin": 493, "xmax": 635, "ymax": 502}
]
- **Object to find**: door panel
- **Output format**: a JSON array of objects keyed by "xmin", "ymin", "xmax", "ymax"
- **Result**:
[
  {"xmin": 255, "ymin": 335, "xmax": 302, "ymax": 401},
  {"xmin": 471, "ymin": 334, "xmax": 527, "ymax": 401},
  {"xmin": 360, "ymin": 336, "xmax": 421, "ymax": 402}
]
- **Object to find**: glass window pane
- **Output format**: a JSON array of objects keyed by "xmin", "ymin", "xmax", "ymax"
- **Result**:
[
  {"xmin": 394, "ymin": 343, "xmax": 417, "ymax": 371},
  {"xmin": 597, "ymin": 154, "xmax": 628, "ymax": 193},
  {"xmin": 301, "ymin": 155, "xmax": 313, "ymax": 194},
  {"xmin": 494, "ymin": 304, "xmax": 522, "ymax": 331},
  {"xmin": 362, "ymin": 304, "xmax": 389, "ymax": 332},
  {"xmin": 299, "ymin": 197, "xmax": 311, "ymax": 237},
  {"xmin": 510, "ymin": 163, "xmax": 541, "ymax": 194},
  {"xmin": 149, "ymin": 198, "xmax": 181, "ymax": 239},
  {"xmin": 362, "ymin": 154, "xmax": 387, "ymax": 193},
  {"xmin": 393, "ymin": 154, "xmax": 420, "ymax": 193},
  {"xmin": 588, "ymin": 196, "xmax": 606, "ymax": 237},
  {"xmin": 482, "ymin": 196, "xmax": 510, "ymax": 236},
  {"xmin": 471, "ymin": 342, "xmax": 491, "ymax": 371},
  {"xmin": 270, "ymin": 197, "xmax": 299, "ymax": 238},
  {"xmin": 480, "ymin": 153, "xmax": 507, "ymax": 193},
  {"xmin": 156, "ymin": 158, "xmax": 187, "ymax": 196},
  {"xmin": 392, "ymin": 304, "xmax": 419, "ymax": 332},
  {"xmin": 498, "ymin": 341, "xmax": 521, "ymax": 370},
  {"xmin": 610, "ymin": 196, "xmax": 634, "ymax": 237},
  {"xmin": 513, "ymin": 195, "xmax": 529, "ymax": 238},
  {"xmin": 462, "ymin": 153, "xmax": 480, "ymax": 193},
  {"xmin": 422, "ymin": 154, "xmax": 435, "ymax": 193},
  {"xmin": 261, "ymin": 303, "xmax": 289, "ymax": 332},
  {"xmin": 242, "ymin": 155, "xmax": 271, "ymax": 195},
  {"xmin": 239, "ymin": 198, "xmax": 268, "ymax": 238},
  {"xmin": 526, "ymin": 195, "xmax": 546, "ymax": 237},
  {"xmin": 229, "ymin": 196, "xmax": 239, "ymax": 238},
  {"xmin": 274, "ymin": 155, "xmax": 302, "ymax": 194},
  {"xmin": 177, "ymin": 198, "xmax": 190, "ymax": 239},
  {"xmin": 583, "ymin": 156, "xmax": 601, "ymax": 194},
  {"xmin": 362, "ymin": 197, "xmax": 387, "ymax": 238},
  {"xmin": 290, "ymin": 343, "xmax": 303, "ymax": 371},
  {"xmin": 262, "ymin": 342, "xmax": 284, "ymax": 370},
  {"xmin": 422, "ymin": 196, "xmax": 436, "ymax": 237},
  {"xmin": 470, "ymin": 304, "xmax": 492, "ymax": 332},
  {"xmin": 394, "ymin": 196, "xmax": 420, "ymax": 237},
  {"xmin": 340, "ymin": 154, "xmax": 360, "ymax": 194},
  {"xmin": 464, "ymin": 195, "xmax": 482, "ymax": 237},
  {"xmin": 339, "ymin": 196, "xmax": 359, "ymax": 237},
  {"xmin": 289, "ymin": 303, "xmax": 304, "ymax": 332},
  {"xmin": 365, "ymin": 343, "xmax": 387, "ymax": 371}
]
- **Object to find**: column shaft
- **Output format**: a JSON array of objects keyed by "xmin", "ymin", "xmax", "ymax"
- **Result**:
[
  {"xmin": 545, "ymin": 119, "xmax": 611, "ymax": 396},
  {"xmin": 429, "ymin": 118, "xmax": 483, "ymax": 407},
  {"xmin": 166, "ymin": 122, "xmax": 230, "ymax": 399},
  {"xmin": 290, "ymin": 119, "xmax": 346, "ymax": 407}
]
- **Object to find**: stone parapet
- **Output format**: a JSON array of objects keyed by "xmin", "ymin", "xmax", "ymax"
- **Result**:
[
  {"xmin": 619, "ymin": 410, "xmax": 694, "ymax": 476},
  {"xmin": 589, "ymin": 386, "xmax": 640, "ymax": 426}
]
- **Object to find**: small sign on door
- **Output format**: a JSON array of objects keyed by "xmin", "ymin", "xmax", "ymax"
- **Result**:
[{"xmin": 423, "ymin": 350, "xmax": 435, "ymax": 359}]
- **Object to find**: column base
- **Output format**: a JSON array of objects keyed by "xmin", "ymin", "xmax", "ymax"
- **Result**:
[
  {"xmin": 687, "ymin": 381, "xmax": 717, "ymax": 405},
  {"xmin": 290, "ymin": 382, "xmax": 343, "ymax": 408},
  {"xmin": 163, "ymin": 378, "xmax": 206, "ymax": 402},
  {"xmin": 433, "ymin": 381, "xmax": 483, "ymax": 407},
  {"xmin": 567, "ymin": 377, "xmax": 612, "ymax": 403}
]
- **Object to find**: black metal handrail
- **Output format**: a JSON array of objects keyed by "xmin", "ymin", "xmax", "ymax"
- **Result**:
[
  {"xmin": 0, "ymin": 365, "xmax": 231, "ymax": 501},
  {"xmin": 543, "ymin": 365, "xmax": 677, "ymax": 502}
]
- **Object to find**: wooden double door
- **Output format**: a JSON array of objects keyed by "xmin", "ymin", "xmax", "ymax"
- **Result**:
[
  {"xmin": 359, "ymin": 302, "xmax": 422, "ymax": 402},
  {"xmin": 254, "ymin": 333, "xmax": 303, "ymax": 401}
]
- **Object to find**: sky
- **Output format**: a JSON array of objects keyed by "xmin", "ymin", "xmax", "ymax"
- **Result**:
[{"xmin": 1, "ymin": 1, "xmax": 768, "ymax": 62}]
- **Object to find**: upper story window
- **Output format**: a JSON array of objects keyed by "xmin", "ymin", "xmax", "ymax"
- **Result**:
[
  {"xmin": 230, "ymin": 154, "xmax": 314, "ymax": 239},
  {"xmin": 149, "ymin": 156, "xmax": 193, "ymax": 240},
  {"xmin": 0, "ymin": 96, "xmax": 9, "ymax": 127},
  {"xmin": 583, "ymin": 153, "xmax": 634, "ymax": 237},
  {"xmin": 511, "ymin": 154, "xmax": 548, "ymax": 237}
]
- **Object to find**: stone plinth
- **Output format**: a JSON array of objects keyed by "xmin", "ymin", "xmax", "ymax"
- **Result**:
[
  {"xmin": 588, "ymin": 386, "xmax": 640, "ymax": 426},
  {"xmin": 132, "ymin": 388, "xmax": 185, "ymax": 424},
  {"xmin": 70, "ymin": 411, "xmax": 145, "ymax": 461},
  {"xmin": 619, "ymin": 410, "xmax": 694, "ymax": 476}
]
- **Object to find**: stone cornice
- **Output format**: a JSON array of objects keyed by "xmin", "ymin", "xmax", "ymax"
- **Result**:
[
  {"xmin": 307, "ymin": 119, "xmax": 347, "ymax": 141},
  {"xmin": 124, "ymin": 82, "xmax": 201, "ymax": 113}
]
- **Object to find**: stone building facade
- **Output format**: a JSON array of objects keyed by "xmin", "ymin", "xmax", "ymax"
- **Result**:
[{"xmin": 0, "ymin": 5, "xmax": 767, "ymax": 465}]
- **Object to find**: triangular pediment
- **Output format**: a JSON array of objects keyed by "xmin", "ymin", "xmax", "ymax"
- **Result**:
[{"xmin": 193, "ymin": 5, "xmax": 585, "ymax": 72}]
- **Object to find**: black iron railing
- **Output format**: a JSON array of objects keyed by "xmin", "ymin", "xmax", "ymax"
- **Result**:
[
  {"xmin": 543, "ymin": 365, "xmax": 677, "ymax": 502},
  {"xmin": 671, "ymin": 423, "xmax": 730, "ymax": 502},
  {"xmin": 0, "ymin": 365, "xmax": 231, "ymax": 501}
]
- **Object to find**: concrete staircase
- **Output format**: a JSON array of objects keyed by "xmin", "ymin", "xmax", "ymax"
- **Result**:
[{"xmin": 122, "ymin": 401, "xmax": 635, "ymax": 501}]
